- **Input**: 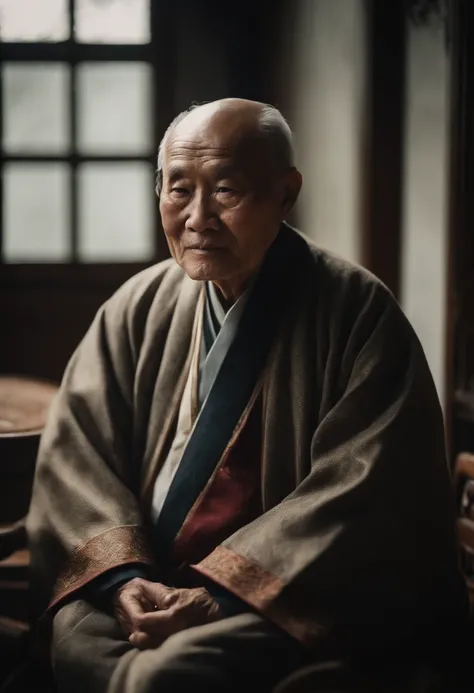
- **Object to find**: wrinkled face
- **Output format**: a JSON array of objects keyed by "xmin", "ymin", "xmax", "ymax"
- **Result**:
[{"xmin": 159, "ymin": 110, "xmax": 295, "ymax": 295}]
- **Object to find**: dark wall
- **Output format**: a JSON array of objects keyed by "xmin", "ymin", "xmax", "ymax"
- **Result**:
[{"xmin": 167, "ymin": 0, "xmax": 282, "ymax": 111}]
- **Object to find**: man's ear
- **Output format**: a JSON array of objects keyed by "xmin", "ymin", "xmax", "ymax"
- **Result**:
[
  {"xmin": 281, "ymin": 168, "xmax": 303, "ymax": 217},
  {"xmin": 155, "ymin": 169, "xmax": 164, "ymax": 198}
]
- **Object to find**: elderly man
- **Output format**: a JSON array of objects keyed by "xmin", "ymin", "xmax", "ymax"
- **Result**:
[{"xmin": 27, "ymin": 99, "xmax": 467, "ymax": 693}]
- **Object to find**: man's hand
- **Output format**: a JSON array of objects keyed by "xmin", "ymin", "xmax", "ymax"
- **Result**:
[
  {"xmin": 112, "ymin": 577, "xmax": 156, "ymax": 638},
  {"xmin": 113, "ymin": 578, "xmax": 225, "ymax": 650}
]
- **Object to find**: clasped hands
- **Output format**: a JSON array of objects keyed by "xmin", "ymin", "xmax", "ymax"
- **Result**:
[{"xmin": 113, "ymin": 577, "xmax": 224, "ymax": 650}]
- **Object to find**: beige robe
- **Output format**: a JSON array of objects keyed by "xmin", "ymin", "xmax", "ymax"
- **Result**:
[{"xmin": 27, "ymin": 224, "xmax": 467, "ymax": 662}]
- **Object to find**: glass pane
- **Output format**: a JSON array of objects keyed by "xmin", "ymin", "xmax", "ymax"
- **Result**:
[
  {"xmin": 4, "ymin": 164, "xmax": 71, "ymax": 262},
  {"xmin": 77, "ymin": 62, "xmax": 151, "ymax": 154},
  {"xmin": 3, "ymin": 63, "xmax": 70, "ymax": 154},
  {"xmin": 401, "ymin": 20, "xmax": 449, "ymax": 403},
  {"xmin": 0, "ymin": 0, "xmax": 69, "ymax": 42},
  {"xmin": 75, "ymin": 0, "xmax": 150, "ymax": 44},
  {"xmin": 78, "ymin": 163, "xmax": 154, "ymax": 261}
]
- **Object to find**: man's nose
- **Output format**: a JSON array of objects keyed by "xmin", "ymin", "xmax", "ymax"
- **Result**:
[{"xmin": 185, "ymin": 193, "xmax": 219, "ymax": 232}]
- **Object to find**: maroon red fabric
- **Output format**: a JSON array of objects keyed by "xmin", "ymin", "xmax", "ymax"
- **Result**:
[{"xmin": 172, "ymin": 398, "xmax": 263, "ymax": 566}]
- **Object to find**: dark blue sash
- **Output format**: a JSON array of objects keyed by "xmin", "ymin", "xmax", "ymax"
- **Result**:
[{"xmin": 153, "ymin": 225, "xmax": 304, "ymax": 558}]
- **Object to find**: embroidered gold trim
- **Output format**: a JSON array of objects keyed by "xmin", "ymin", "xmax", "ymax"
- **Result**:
[
  {"xmin": 49, "ymin": 524, "xmax": 153, "ymax": 610},
  {"xmin": 193, "ymin": 545, "xmax": 327, "ymax": 645}
]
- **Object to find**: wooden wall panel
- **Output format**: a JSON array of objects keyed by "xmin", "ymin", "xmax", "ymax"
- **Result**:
[{"xmin": 446, "ymin": 0, "xmax": 474, "ymax": 458}]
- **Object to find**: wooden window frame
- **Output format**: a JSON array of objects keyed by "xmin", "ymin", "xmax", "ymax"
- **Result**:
[{"xmin": 0, "ymin": 0, "xmax": 174, "ymax": 276}]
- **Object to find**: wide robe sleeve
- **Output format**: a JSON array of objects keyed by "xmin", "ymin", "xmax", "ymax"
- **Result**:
[
  {"xmin": 193, "ymin": 274, "xmax": 467, "ymax": 653},
  {"xmin": 26, "ymin": 264, "xmax": 175, "ymax": 615}
]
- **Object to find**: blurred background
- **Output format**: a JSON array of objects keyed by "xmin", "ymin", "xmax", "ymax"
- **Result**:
[
  {"xmin": 0, "ymin": 0, "xmax": 472, "ymax": 462},
  {"xmin": 2, "ymin": 1, "xmax": 474, "ymax": 674}
]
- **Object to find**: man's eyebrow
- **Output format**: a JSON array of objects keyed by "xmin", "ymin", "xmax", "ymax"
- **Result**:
[
  {"xmin": 166, "ymin": 166, "xmax": 186, "ymax": 182},
  {"xmin": 166, "ymin": 163, "xmax": 242, "ymax": 181},
  {"xmin": 213, "ymin": 164, "xmax": 240, "ymax": 179}
]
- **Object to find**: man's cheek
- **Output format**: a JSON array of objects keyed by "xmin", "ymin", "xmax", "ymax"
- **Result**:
[{"xmin": 159, "ymin": 196, "xmax": 180, "ymax": 217}]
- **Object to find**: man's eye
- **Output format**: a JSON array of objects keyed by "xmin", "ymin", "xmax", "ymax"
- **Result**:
[
  {"xmin": 171, "ymin": 187, "xmax": 190, "ymax": 195},
  {"xmin": 216, "ymin": 187, "xmax": 236, "ymax": 194}
]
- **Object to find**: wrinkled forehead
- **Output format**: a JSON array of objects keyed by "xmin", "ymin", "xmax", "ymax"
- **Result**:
[{"xmin": 163, "ymin": 108, "xmax": 270, "ymax": 173}]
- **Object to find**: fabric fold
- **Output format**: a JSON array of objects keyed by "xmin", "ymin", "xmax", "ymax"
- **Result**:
[
  {"xmin": 27, "ymin": 224, "xmax": 467, "ymax": 653},
  {"xmin": 154, "ymin": 231, "xmax": 296, "ymax": 559}
]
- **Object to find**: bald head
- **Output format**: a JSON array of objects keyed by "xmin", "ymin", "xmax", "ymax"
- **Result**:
[
  {"xmin": 158, "ymin": 98, "xmax": 302, "ymax": 303},
  {"xmin": 156, "ymin": 99, "xmax": 294, "ymax": 195}
]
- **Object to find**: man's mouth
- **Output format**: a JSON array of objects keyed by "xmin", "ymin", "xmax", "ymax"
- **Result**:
[{"xmin": 186, "ymin": 246, "xmax": 224, "ymax": 251}]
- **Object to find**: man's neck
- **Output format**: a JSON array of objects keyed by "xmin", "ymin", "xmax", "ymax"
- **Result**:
[
  {"xmin": 211, "ymin": 285, "xmax": 234, "ymax": 312},
  {"xmin": 210, "ymin": 267, "xmax": 261, "ymax": 306}
]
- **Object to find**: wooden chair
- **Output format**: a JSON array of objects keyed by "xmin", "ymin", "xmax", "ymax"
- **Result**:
[
  {"xmin": 454, "ymin": 452, "xmax": 474, "ymax": 607},
  {"xmin": 0, "ymin": 376, "xmax": 58, "ymax": 688}
]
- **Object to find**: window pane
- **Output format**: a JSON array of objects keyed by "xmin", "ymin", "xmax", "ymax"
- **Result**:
[
  {"xmin": 3, "ymin": 63, "xmax": 70, "ymax": 154},
  {"xmin": 78, "ymin": 163, "xmax": 154, "ymax": 261},
  {"xmin": 4, "ymin": 164, "xmax": 71, "ymax": 263},
  {"xmin": 77, "ymin": 63, "xmax": 151, "ymax": 154},
  {"xmin": 401, "ymin": 20, "xmax": 449, "ymax": 402},
  {"xmin": 75, "ymin": 0, "xmax": 150, "ymax": 44},
  {"xmin": 0, "ymin": 0, "xmax": 69, "ymax": 42}
]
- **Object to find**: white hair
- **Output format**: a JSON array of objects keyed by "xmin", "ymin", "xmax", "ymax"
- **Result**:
[{"xmin": 155, "ymin": 102, "xmax": 294, "ymax": 195}]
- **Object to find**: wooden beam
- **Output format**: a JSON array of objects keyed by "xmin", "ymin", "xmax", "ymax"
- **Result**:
[
  {"xmin": 361, "ymin": 0, "xmax": 407, "ymax": 298},
  {"xmin": 445, "ymin": 0, "xmax": 474, "ymax": 459}
]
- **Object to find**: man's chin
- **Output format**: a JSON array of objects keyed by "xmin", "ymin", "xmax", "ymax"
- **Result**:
[{"xmin": 179, "ymin": 258, "xmax": 229, "ymax": 283}]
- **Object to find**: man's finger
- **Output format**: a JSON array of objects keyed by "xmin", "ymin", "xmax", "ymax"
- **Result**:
[
  {"xmin": 129, "ymin": 630, "xmax": 164, "ymax": 650},
  {"xmin": 120, "ymin": 592, "xmax": 148, "ymax": 620},
  {"xmin": 140, "ymin": 581, "xmax": 176, "ymax": 609},
  {"xmin": 133, "ymin": 591, "xmax": 156, "ymax": 613},
  {"xmin": 135, "ymin": 609, "xmax": 178, "ymax": 637},
  {"xmin": 115, "ymin": 586, "xmax": 153, "ymax": 635},
  {"xmin": 116, "ymin": 579, "xmax": 156, "ymax": 612}
]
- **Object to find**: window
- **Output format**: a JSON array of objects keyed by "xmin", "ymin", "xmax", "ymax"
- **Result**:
[{"xmin": 0, "ymin": 0, "xmax": 159, "ymax": 264}]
